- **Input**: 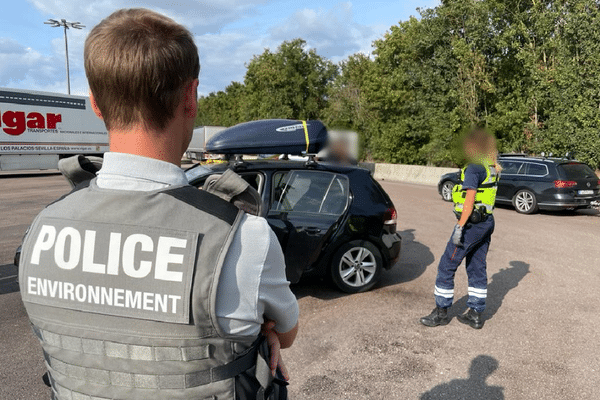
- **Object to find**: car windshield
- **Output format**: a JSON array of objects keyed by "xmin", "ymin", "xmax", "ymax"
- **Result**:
[
  {"xmin": 184, "ymin": 164, "xmax": 213, "ymax": 182},
  {"xmin": 558, "ymin": 163, "xmax": 596, "ymax": 180}
]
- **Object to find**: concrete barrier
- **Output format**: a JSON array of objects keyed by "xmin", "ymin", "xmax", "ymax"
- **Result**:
[{"xmin": 372, "ymin": 163, "xmax": 458, "ymax": 186}]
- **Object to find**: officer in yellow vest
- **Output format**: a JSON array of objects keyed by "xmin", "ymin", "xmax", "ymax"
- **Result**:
[{"xmin": 420, "ymin": 128, "xmax": 500, "ymax": 329}]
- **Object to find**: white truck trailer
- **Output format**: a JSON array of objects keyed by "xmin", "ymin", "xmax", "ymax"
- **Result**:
[
  {"xmin": 185, "ymin": 125, "xmax": 226, "ymax": 161},
  {"xmin": 0, "ymin": 88, "xmax": 108, "ymax": 171}
]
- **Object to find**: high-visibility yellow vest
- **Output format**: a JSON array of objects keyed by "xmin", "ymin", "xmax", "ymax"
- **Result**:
[{"xmin": 452, "ymin": 164, "xmax": 499, "ymax": 215}]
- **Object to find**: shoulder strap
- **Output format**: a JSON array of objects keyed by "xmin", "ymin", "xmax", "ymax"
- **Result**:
[
  {"xmin": 203, "ymin": 169, "xmax": 263, "ymax": 216},
  {"xmin": 161, "ymin": 185, "xmax": 240, "ymax": 226},
  {"xmin": 58, "ymin": 154, "xmax": 103, "ymax": 188}
]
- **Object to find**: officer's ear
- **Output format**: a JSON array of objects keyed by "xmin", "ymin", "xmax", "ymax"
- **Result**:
[
  {"xmin": 89, "ymin": 91, "xmax": 103, "ymax": 120},
  {"xmin": 183, "ymin": 79, "xmax": 199, "ymax": 119}
]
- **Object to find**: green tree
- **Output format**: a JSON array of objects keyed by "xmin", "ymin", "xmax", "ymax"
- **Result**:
[
  {"xmin": 194, "ymin": 1, "xmax": 600, "ymax": 169},
  {"xmin": 531, "ymin": 1, "xmax": 600, "ymax": 167},
  {"xmin": 196, "ymin": 81, "xmax": 248, "ymax": 127},
  {"xmin": 243, "ymin": 38, "xmax": 338, "ymax": 120},
  {"xmin": 324, "ymin": 53, "xmax": 374, "ymax": 131}
]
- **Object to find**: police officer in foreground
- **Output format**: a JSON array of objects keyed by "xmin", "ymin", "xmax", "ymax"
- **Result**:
[
  {"xmin": 19, "ymin": 8, "xmax": 298, "ymax": 399},
  {"xmin": 420, "ymin": 128, "xmax": 500, "ymax": 330}
]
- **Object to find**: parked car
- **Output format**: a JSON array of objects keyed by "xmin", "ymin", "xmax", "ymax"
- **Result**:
[
  {"xmin": 438, "ymin": 172, "xmax": 457, "ymax": 202},
  {"xmin": 185, "ymin": 119, "xmax": 402, "ymax": 293},
  {"xmin": 14, "ymin": 120, "xmax": 402, "ymax": 292},
  {"xmin": 437, "ymin": 154, "xmax": 600, "ymax": 214}
]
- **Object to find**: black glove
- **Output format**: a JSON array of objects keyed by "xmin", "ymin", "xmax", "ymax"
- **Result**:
[{"xmin": 451, "ymin": 224, "xmax": 463, "ymax": 246}]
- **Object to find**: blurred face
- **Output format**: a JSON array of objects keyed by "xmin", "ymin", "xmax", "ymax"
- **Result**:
[
  {"xmin": 464, "ymin": 142, "xmax": 479, "ymax": 162},
  {"xmin": 462, "ymin": 130, "xmax": 497, "ymax": 165}
]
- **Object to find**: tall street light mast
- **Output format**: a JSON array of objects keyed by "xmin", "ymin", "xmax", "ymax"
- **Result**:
[{"xmin": 44, "ymin": 19, "xmax": 85, "ymax": 95}]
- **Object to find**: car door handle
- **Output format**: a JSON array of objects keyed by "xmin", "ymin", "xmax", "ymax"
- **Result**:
[{"xmin": 303, "ymin": 227, "xmax": 322, "ymax": 234}]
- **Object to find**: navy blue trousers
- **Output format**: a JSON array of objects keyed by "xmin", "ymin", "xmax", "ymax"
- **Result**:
[{"xmin": 434, "ymin": 216, "xmax": 495, "ymax": 313}]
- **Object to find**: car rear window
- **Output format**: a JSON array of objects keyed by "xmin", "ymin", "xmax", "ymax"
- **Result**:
[
  {"xmin": 371, "ymin": 177, "xmax": 393, "ymax": 206},
  {"xmin": 558, "ymin": 163, "xmax": 596, "ymax": 180},
  {"xmin": 526, "ymin": 163, "xmax": 548, "ymax": 176},
  {"xmin": 271, "ymin": 170, "xmax": 349, "ymax": 214},
  {"xmin": 499, "ymin": 161, "xmax": 523, "ymax": 174}
]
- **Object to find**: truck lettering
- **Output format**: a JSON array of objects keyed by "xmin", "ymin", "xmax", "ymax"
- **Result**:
[
  {"xmin": 1, "ymin": 111, "xmax": 25, "ymax": 135},
  {"xmin": 46, "ymin": 113, "xmax": 62, "ymax": 129},
  {"xmin": 1, "ymin": 110, "xmax": 62, "ymax": 135},
  {"xmin": 26, "ymin": 112, "xmax": 45, "ymax": 129}
]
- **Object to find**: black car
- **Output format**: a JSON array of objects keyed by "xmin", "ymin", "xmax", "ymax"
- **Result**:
[
  {"xmin": 437, "ymin": 154, "xmax": 600, "ymax": 214},
  {"xmin": 185, "ymin": 119, "xmax": 402, "ymax": 293}
]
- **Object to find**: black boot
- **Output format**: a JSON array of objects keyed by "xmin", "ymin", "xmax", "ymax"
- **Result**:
[
  {"xmin": 420, "ymin": 307, "xmax": 450, "ymax": 327},
  {"xmin": 457, "ymin": 308, "xmax": 484, "ymax": 329}
]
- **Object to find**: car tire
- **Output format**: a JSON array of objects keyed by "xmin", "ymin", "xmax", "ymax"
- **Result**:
[
  {"xmin": 441, "ymin": 181, "xmax": 455, "ymax": 202},
  {"xmin": 512, "ymin": 189, "xmax": 538, "ymax": 214},
  {"xmin": 330, "ymin": 240, "xmax": 383, "ymax": 293}
]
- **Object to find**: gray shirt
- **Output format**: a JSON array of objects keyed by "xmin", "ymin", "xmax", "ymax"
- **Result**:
[{"xmin": 96, "ymin": 152, "xmax": 299, "ymax": 335}]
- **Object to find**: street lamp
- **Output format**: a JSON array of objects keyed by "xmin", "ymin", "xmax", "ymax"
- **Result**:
[{"xmin": 44, "ymin": 19, "xmax": 85, "ymax": 95}]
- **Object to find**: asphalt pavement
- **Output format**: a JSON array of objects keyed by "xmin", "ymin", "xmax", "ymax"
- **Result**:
[{"xmin": 1, "ymin": 173, "xmax": 598, "ymax": 399}]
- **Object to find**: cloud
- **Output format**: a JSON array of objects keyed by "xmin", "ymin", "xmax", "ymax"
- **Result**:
[
  {"xmin": 12, "ymin": 1, "xmax": 275, "ymax": 95},
  {"xmin": 269, "ymin": 2, "xmax": 375, "ymax": 60},
  {"xmin": 195, "ymin": 31, "xmax": 267, "ymax": 95},
  {"xmin": 196, "ymin": 2, "xmax": 384, "ymax": 95},
  {"xmin": 9, "ymin": 0, "xmax": 407, "ymax": 97},
  {"xmin": 0, "ymin": 24, "xmax": 90, "ymax": 94},
  {"xmin": 0, "ymin": 37, "xmax": 60, "ymax": 88},
  {"xmin": 27, "ymin": 0, "xmax": 270, "ymax": 34},
  {"xmin": 0, "ymin": 38, "xmax": 28, "ymax": 55}
]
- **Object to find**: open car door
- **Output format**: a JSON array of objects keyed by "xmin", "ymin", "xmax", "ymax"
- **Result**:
[{"xmin": 267, "ymin": 170, "xmax": 350, "ymax": 283}]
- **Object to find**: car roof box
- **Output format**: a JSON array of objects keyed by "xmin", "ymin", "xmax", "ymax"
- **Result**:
[{"xmin": 206, "ymin": 119, "xmax": 327, "ymax": 155}]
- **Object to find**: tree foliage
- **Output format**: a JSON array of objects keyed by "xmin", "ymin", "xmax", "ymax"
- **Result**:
[
  {"xmin": 196, "ymin": 39, "xmax": 337, "ymax": 126},
  {"xmin": 197, "ymin": 1, "xmax": 600, "ymax": 169}
]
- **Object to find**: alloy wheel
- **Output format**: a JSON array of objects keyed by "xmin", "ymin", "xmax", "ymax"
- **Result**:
[
  {"xmin": 515, "ymin": 191, "xmax": 534, "ymax": 212},
  {"xmin": 338, "ymin": 247, "xmax": 377, "ymax": 288},
  {"xmin": 442, "ymin": 181, "xmax": 454, "ymax": 201}
]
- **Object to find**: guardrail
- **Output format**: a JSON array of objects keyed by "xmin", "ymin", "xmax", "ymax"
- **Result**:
[{"xmin": 360, "ymin": 162, "xmax": 457, "ymax": 186}]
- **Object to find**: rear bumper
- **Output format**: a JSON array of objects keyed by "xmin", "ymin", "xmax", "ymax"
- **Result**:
[
  {"xmin": 538, "ymin": 193, "xmax": 600, "ymax": 209},
  {"xmin": 381, "ymin": 232, "xmax": 402, "ymax": 269}
]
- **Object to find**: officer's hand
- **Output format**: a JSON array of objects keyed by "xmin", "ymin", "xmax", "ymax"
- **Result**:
[
  {"xmin": 261, "ymin": 320, "xmax": 289, "ymax": 380},
  {"xmin": 451, "ymin": 224, "xmax": 463, "ymax": 246}
]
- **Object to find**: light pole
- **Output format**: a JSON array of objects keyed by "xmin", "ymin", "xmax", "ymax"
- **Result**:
[{"xmin": 44, "ymin": 19, "xmax": 85, "ymax": 95}]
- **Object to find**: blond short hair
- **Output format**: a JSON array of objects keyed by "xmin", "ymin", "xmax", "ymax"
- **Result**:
[{"xmin": 84, "ymin": 8, "xmax": 200, "ymax": 131}]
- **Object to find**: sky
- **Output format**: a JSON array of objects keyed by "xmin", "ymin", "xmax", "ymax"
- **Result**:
[{"xmin": 0, "ymin": 0, "xmax": 440, "ymax": 97}]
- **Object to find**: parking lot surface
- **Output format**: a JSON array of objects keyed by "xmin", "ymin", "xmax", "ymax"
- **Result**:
[{"xmin": 1, "ymin": 172, "xmax": 598, "ymax": 399}]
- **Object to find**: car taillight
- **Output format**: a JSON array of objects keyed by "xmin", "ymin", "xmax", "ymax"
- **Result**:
[
  {"xmin": 383, "ymin": 207, "xmax": 397, "ymax": 233},
  {"xmin": 384, "ymin": 207, "xmax": 397, "ymax": 224},
  {"xmin": 554, "ymin": 180, "xmax": 577, "ymax": 188}
]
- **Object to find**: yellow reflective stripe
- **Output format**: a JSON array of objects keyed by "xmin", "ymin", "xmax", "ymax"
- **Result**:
[{"xmin": 302, "ymin": 120, "xmax": 309, "ymax": 153}]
